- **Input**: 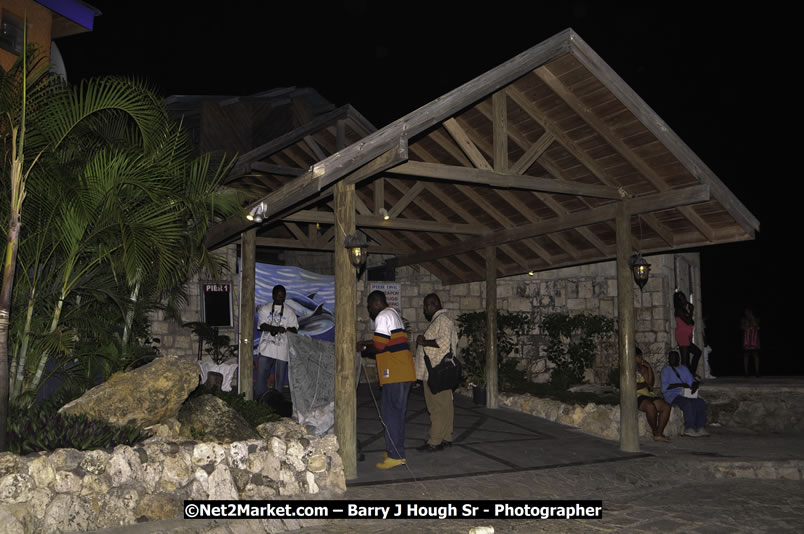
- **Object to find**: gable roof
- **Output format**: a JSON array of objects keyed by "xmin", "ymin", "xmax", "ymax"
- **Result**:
[{"xmin": 206, "ymin": 28, "xmax": 758, "ymax": 284}]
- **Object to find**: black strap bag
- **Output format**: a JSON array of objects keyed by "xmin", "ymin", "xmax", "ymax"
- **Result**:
[{"xmin": 424, "ymin": 345, "xmax": 462, "ymax": 394}]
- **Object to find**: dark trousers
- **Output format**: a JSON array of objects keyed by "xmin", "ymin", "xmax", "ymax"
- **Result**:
[
  {"xmin": 255, "ymin": 356, "xmax": 287, "ymax": 400},
  {"xmin": 672, "ymin": 395, "xmax": 707, "ymax": 429},
  {"xmin": 380, "ymin": 381, "xmax": 412, "ymax": 459},
  {"xmin": 680, "ymin": 344, "xmax": 702, "ymax": 377}
]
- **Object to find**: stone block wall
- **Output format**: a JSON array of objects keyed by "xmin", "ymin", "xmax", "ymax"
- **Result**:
[
  {"xmin": 0, "ymin": 421, "xmax": 344, "ymax": 534},
  {"xmin": 149, "ymin": 244, "xmax": 240, "ymax": 358},
  {"xmin": 152, "ymin": 247, "xmax": 702, "ymax": 387}
]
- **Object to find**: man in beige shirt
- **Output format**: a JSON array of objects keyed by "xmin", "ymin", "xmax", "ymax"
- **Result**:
[{"xmin": 415, "ymin": 293, "xmax": 459, "ymax": 452}]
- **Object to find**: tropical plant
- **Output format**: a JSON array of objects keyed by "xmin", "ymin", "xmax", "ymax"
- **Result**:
[
  {"xmin": 7, "ymin": 398, "xmax": 150, "ymax": 455},
  {"xmin": 540, "ymin": 312, "xmax": 616, "ymax": 389},
  {"xmin": 184, "ymin": 321, "xmax": 236, "ymax": 365},
  {"xmin": 456, "ymin": 310, "xmax": 530, "ymax": 389},
  {"xmin": 0, "ymin": 47, "xmax": 242, "ymax": 447}
]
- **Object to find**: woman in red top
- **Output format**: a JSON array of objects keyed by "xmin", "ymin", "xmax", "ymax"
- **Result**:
[
  {"xmin": 741, "ymin": 308, "xmax": 760, "ymax": 377},
  {"xmin": 674, "ymin": 291, "xmax": 702, "ymax": 377}
]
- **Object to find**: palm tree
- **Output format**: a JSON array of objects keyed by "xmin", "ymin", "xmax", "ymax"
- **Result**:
[{"xmin": 0, "ymin": 49, "xmax": 242, "ymax": 449}]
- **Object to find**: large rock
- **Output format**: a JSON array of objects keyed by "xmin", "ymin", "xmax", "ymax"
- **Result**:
[
  {"xmin": 177, "ymin": 395, "xmax": 261, "ymax": 443},
  {"xmin": 59, "ymin": 356, "xmax": 199, "ymax": 429}
]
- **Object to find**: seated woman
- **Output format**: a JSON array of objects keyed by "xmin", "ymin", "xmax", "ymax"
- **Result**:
[{"xmin": 635, "ymin": 348, "xmax": 671, "ymax": 442}]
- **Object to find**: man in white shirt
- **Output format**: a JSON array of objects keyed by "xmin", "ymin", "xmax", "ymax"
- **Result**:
[{"xmin": 256, "ymin": 285, "xmax": 298, "ymax": 400}]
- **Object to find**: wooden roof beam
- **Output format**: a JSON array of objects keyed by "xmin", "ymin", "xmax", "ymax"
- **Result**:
[
  {"xmin": 534, "ymin": 65, "xmax": 711, "ymax": 243},
  {"xmin": 387, "ymin": 160, "xmax": 625, "ymax": 199},
  {"xmin": 474, "ymin": 96, "xmax": 617, "ymax": 260},
  {"xmin": 395, "ymin": 185, "xmax": 710, "ymax": 267},
  {"xmin": 410, "ymin": 138, "xmax": 553, "ymax": 267},
  {"xmin": 505, "ymin": 85, "xmax": 676, "ymax": 246},
  {"xmin": 205, "ymin": 139, "xmax": 408, "ymax": 249},
  {"xmin": 249, "ymin": 162, "xmax": 306, "ymax": 176},
  {"xmin": 227, "ymin": 105, "xmax": 352, "ymax": 179},
  {"xmin": 282, "ymin": 210, "xmax": 486, "ymax": 235},
  {"xmin": 564, "ymin": 34, "xmax": 758, "ymax": 236}
]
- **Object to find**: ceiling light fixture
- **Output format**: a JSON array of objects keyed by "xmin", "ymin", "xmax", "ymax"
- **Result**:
[{"xmin": 246, "ymin": 201, "xmax": 266, "ymax": 223}]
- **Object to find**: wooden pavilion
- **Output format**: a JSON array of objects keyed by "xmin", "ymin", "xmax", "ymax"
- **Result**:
[{"xmin": 203, "ymin": 29, "xmax": 759, "ymax": 479}]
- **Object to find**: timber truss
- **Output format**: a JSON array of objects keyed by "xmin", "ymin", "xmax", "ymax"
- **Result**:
[{"xmin": 206, "ymin": 29, "xmax": 758, "ymax": 284}]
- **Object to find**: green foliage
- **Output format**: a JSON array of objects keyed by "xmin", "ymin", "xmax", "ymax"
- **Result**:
[
  {"xmin": 7, "ymin": 399, "xmax": 150, "ymax": 455},
  {"xmin": 1, "ymin": 49, "xmax": 244, "ymax": 403},
  {"xmin": 188, "ymin": 387, "xmax": 280, "ymax": 428},
  {"xmin": 457, "ymin": 310, "xmax": 530, "ymax": 389},
  {"xmin": 183, "ymin": 322, "xmax": 235, "ymax": 365},
  {"xmin": 540, "ymin": 312, "xmax": 616, "ymax": 389}
]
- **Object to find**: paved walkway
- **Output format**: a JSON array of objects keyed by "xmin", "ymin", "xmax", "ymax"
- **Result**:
[{"xmin": 84, "ymin": 380, "xmax": 804, "ymax": 534}]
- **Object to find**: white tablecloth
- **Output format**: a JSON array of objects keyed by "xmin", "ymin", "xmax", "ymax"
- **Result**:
[{"xmin": 198, "ymin": 356, "xmax": 239, "ymax": 392}]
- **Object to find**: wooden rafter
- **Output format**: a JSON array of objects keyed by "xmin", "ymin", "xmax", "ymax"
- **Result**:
[
  {"xmin": 504, "ymin": 84, "xmax": 678, "ymax": 247},
  {"xmin": 386, "ymin": 161, "xmax": 624, "ymax": 199},
  {"xmin": 396, "ymin": 185, "xmax": 710, "ymax": 267},
  {"xmin": 281, "ymin": 210, "xmax": 486, "ymax": 235},
  {"xmin": 534, "ymin": 65, "xmax": 714, "ymax": 243}
]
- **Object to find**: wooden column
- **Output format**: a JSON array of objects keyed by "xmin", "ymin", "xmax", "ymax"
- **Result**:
[
  {"xmin": 485, "ymin": 246, "xmax": 498, "ymax": 409},
  {"xmin": 334, "ymin": 181, "xmax": 357, "ymax": 480},
  {"xmin": 238, "ymin": 228, "xmax": 256, "ymax": 401},
  {"xmin": 616, "ymin": 203, "xmax": 639, "ymax": 452}
]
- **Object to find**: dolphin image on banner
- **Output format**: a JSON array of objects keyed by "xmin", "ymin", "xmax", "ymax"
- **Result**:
[{"xmin": 249, "ymin": 263, "xmax": 336, "ymax": 344}]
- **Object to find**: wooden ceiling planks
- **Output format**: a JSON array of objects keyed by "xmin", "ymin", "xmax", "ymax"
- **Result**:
[{"xmin": 202, "ymin": 29, "xmax": 757, "ymax": 284}]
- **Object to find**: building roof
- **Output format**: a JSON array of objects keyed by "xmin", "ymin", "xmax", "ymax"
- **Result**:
[{"xmin": 205, "ymin": 28, "xmax": 758, "ymax": 284}]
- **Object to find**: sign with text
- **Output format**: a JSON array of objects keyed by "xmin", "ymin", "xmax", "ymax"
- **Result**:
[
  {"xmin": 201, "ymin": 281, "xmax": 233, "ymax": 327},
  {"xmin": 370, "ymin": 282, "xmax": 401, "ymax": 312}
]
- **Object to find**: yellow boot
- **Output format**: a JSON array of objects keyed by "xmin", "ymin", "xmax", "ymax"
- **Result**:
[{"xmin": 375, "ymin": 456, "xmax": 406, "ymax": 470}]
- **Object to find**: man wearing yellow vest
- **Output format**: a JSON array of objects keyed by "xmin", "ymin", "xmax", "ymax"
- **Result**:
[{"xmin": 358, "ymin": 290, "xmax": 416, "ymax": 469}]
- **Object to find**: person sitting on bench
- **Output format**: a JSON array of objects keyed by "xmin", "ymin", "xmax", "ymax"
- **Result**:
[
  {"xmin": 661, "ymin": 350, "xmax": 709, "ymax": 437},
  {"xmin": 635, "ymin": 348, "xmax": 672, "ymax": 442}
]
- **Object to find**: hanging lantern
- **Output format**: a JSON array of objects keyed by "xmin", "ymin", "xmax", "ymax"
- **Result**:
[
  {"xmin": 629, "ymin": 254, "xmax": 651, "ymax": 291},
  {"xmin": 344, "ymin": 233, "xmax": 368, "ymax": 268}
]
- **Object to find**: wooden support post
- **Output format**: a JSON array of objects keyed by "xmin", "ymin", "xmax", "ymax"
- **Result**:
[
  {"xmin": 238, "ymin": 228, "xmax": 256, "ymax": 401},
  {"xmin": 334, "ymin": 181, "xmax": 357, "ymax": 480},
  {"xmin": 485, "ymin": 246, "xmax": 498, "ymax": 408},
  {"xmin": 616, "ymin": 203, "xmax": 639, "ymax": 452}
]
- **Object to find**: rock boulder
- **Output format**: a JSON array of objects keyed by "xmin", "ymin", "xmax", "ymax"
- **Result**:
[
  {"xmin": 59, "ymin": 356, "xmax": 199, "ymax": 428},
  {"xmin": 177, "ymin": 395, "xmax": 261, "ymax": 443}
]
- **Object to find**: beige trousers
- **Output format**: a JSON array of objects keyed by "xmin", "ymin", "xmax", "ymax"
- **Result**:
[{"xmin": 423, "ymin": 381, "xmax": 454, "ymax": 445}]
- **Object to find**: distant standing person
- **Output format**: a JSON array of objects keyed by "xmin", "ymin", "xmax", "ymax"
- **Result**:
[
  {"xmin": 414, "ymin": 293, "xmax": 459, "ymax": 452},
  {"xmin": 357, "ymin": 291, "xmax": 416, "ymax": 470},
  {"xmin": 256, "ymin": 285, "xmax": 298, "ymax": 400},
  {"xmin": 674, "ymin": 291, "xmax": 702, "ymax": 378},
  {"xmin": 741, "ymin": 307, "xmax": 760, "ymax": 377}
]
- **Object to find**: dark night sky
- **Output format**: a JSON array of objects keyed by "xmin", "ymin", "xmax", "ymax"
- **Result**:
[{"xmin": 55, "ymin": 2, "xmax": 788, "ymax": 374}]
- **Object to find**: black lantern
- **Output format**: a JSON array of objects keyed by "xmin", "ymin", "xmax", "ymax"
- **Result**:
[
  {"xmin": 629, "ymin": 253, "xmax": 651, "ymax": 291},
  {"xmin": 344, "ymin": 233, "xmax": 368, "ymax": 280}
]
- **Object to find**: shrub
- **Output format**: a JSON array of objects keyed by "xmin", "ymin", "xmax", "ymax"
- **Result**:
[
  {"xmin": 457, "ymin": 310, "xmax": 530, "ymax": 389},
  {"xmin": 7, "ymin": 400, "xmax": 150, "ymax": 455},
  {"xmin": 540, "ymin": 312, "xmax": 616, "ymax": 389}
]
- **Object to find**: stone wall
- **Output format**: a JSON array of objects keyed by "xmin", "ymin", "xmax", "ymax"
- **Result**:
[
  {"xmin": 703, "ymin": 382, "xmax": 804, "ymax": 434},
  {"xmin": 152, "ymin": 248, "xmax": 704, "ymax": 387},
  {"xmin": 0, "ymin": 419, "xmax": 344, "ymax": 534},
  {"xmin": 489, "ymin": 389, "xmax": 684, "ymax": 441},
  {"xmin": 351, "ymin": 252, "xmax": 701, "ymax": 385},
  {"xmin": 149, "ymin": 244, "xmax": 240, "ymax": 358}
]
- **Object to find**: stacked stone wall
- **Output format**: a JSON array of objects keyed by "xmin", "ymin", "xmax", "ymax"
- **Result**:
[
  {"xmin": 152, "ymin": 248, "xmax": 702, "ymax": 386},
  {"xmin": 0, "ymin": 423, "xmax": 344, "ymax": 534}
]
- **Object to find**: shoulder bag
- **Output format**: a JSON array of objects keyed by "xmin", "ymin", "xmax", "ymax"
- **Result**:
[{"xmin": 424, "ymin": 343, "xmax": 462, "ymax": 394}]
